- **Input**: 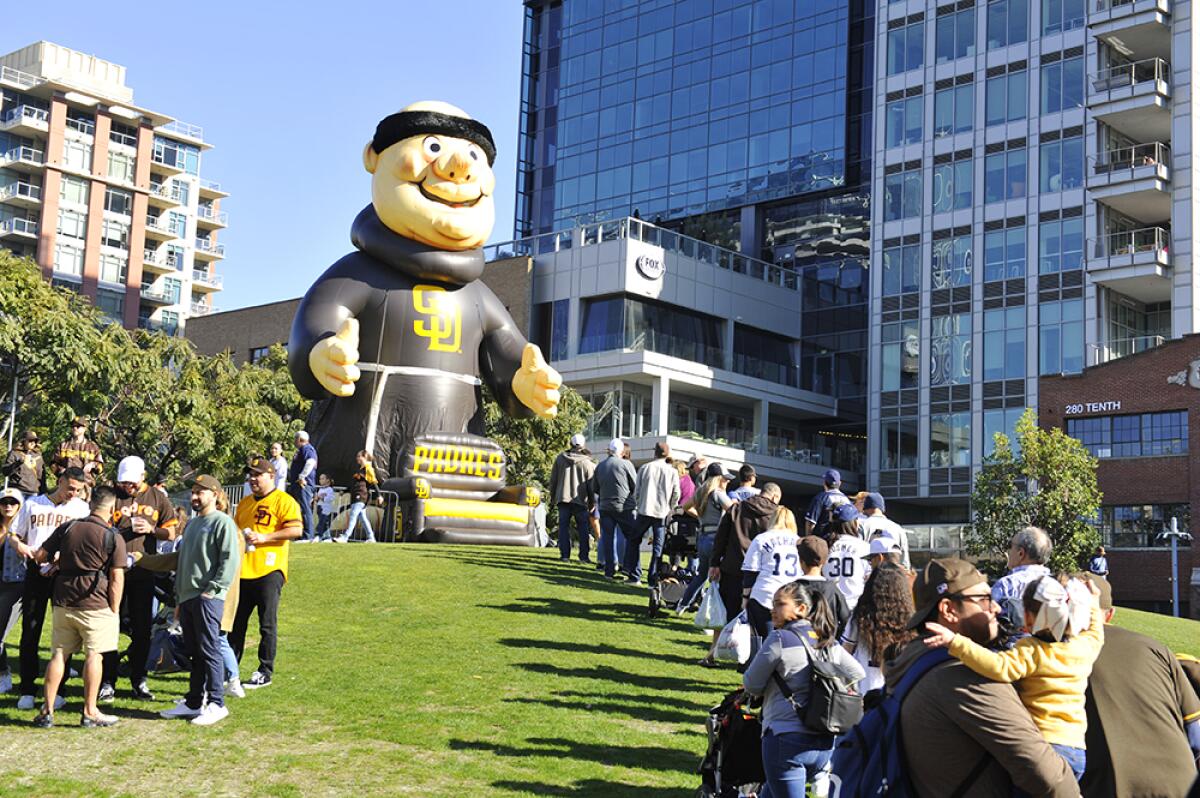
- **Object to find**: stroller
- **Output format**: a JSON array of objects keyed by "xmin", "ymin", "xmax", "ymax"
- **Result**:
[
  {"xmin": 648, "ymin": 513, "xmax": 700, "ymax": 617},
  {"xmin": 697, "ymin": 688, "xmax": 765, "ymax": 797}
]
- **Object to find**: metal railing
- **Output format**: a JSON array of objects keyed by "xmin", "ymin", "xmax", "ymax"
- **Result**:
[
  {"xmin": 0, "ymin": 182, "xmax": 41, "ymax": 202},
  {"xmin": 145, "ymin": 215, "xmax": 178, "ymax": 236},
  {"xmin": 1094, "ymin": 0, "xmax": 1168, "ymax": 11},
  {"xmin": 192, "ymin": 269, "xmax": 223, "ymax": 288},
  {"xmin": 64, "ymin": 117, "xmax": 95, "ymax": 135},
  {"xmin": 0, "ymin": 146, "xmax": 45, "ymax": 166},
  {"xmin": 0, "ymin": 218, "xmax": 37, "ymax": 237},
  {"xmin": 1091, "ymin": 226, "xmax": 1170, "ymax": 258},
  {"xmin": 109, "ymin": 129, "xmax": 138, "ymax": 148},
  {"xmin": 142, "ymin": 249, "xmax": 180, "ymax": 269},
  {"xmin": 198, "ymin": 178, "xmax": 223, "ymax": 192},
  {"xmin": 158, "ymin": 120, "xmax": 204, "ymax": 140},
  {"xmin": 0, "ymin": 65, "xmax": 42, "ymax": 89},
  {"xmin": 1, "ymin": 104, "xmax": 49, "ymax": 127},
  {"xmin": 189, "ymin": 301, "xmax": 213, "ymax": 316},
  {"xmin": 196, "ymin": 205, "xmax": 228, "ymax": 225},
  {"xmin": 1088, "ymin": 335, "xmax": 1166, "ymax": 365},
  {"xmin": 195, "ymin": 238, "xmax": 225, "ymax": 257},
  {"xmin": 149, "ymin": 182, "xmax": 184, "ymax": 203},
  {"xmin": 1091, "ymin": 141, "xmax": 1170, "ymax": 174},
  {"xmin": 1092, "ymin": 57, "xmax": 1171, "ymax": 93}
]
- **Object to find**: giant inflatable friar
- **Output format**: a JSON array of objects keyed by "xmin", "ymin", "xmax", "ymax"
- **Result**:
[{"xmin": 288, "ymin": 101, "xmax": 562, "ymax": 544}]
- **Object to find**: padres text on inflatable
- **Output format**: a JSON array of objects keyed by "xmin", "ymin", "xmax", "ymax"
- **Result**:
[
  {"xmin": 397, "ymin": 432, "xmax": 541, "ymax": 545},
  {"xmin": 287, "ymin": 102, "xmax": 562, "ymax": 546}
]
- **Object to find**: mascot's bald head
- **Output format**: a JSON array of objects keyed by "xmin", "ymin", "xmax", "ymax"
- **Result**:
[{"xmin": 363, "ymin": 101, "xmax": 496, "ymax": 251}]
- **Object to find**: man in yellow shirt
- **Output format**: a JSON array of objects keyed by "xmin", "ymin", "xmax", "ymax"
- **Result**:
[{"xmin": 229, "ymin": 454, "xmax": 302, "ymax": 690}]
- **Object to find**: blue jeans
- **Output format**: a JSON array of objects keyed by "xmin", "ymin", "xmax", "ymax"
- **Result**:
[
  {"xmin": 624, "ymin": 515, "xmax": 666, "ymax": 586},
  {"xmin": 219, "ymin": 632, "xmax": 238, "ymax": 682},
  {"xmin": 346, "ymin": 501, "xmax": 375, "ymax": 541},
  {"xmin": 316, "ymin": 510, "xmax": 332, "ymax": 541},
  {"xmin": 557, "ymin": 503, "xmax": 591, "ymax": 561},
  {"xmin": 680, "ymin": 531, "xmax": 715, "ymax": 608},
  {"xmin": 289, "ymin": 482, "xmax": 315, "ymax": 540},
  {"xmin": 599, "ymin": 509, "xmax": 635, "ymax": 578},
  {"xmin": 1052, "ymin": 744, "xmax": 1086, "ymax": 782},
  {"xmin": 760, "ymin": 730, "xmax": 834, "ymax": 798},
  {"xmin": 180, "ymin": 596, "xmax": 225, "ymax": 709}
]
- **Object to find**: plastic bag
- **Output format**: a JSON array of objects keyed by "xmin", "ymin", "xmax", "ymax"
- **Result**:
[
  {"xmin": 694, "ymin": 582, "xmax": 728, "ymax": 630},
  {"xmin": 715, "ymin": 610, "xmax": 755, "ymax": 664}
]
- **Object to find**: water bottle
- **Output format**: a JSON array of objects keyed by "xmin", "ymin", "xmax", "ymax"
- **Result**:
[{"xmin": 243, "ymin": 528, "xmax": 256, "ymax": 552}]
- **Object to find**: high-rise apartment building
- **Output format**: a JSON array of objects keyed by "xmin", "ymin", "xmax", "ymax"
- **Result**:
[
  {"xmin": 866, "ymin": 0, "xmax": 1190, "ymax": 519},
  {"xmin": 0, "ymin": 42, "xmax": 227, "ymax": 334}
]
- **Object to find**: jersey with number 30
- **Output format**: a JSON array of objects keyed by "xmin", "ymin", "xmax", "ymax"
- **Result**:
[
  {"xmin": 742, "ymin": 529, "xmax": 802, "ymax": 608},
  {"xmin": 822, "ymin": 535, "xmax": 872, "ymax": 611}
]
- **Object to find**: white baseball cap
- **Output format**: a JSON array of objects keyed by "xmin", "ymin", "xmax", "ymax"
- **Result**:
[
  {"xmin": 607, "ymin": 437, "xmax": 623, "ymax": 454},
  {"xmin": 116, "ymin": 456, "xmax": 146, "ymax": 484},
  {"xmin": 570, "ymin": 433, "xmax": 586, "ymax": 447},
  {"xmin": 864, "ymin": 537, "xmax": 902, "ymax": 558}
]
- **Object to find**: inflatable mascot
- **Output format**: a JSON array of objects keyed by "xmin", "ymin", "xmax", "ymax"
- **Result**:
[{"xmin": 289, "ymin": 101, "xmax": 562, "ymax": 544}]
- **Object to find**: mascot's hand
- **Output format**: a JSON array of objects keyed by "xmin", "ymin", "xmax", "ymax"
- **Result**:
[
  {"xmin": 309, "ymin": 318, "xmax": 361, "ymax": 397},
  {"xmin": 512, "ymin": 343, "xmax": 562, "ymax": 418}
]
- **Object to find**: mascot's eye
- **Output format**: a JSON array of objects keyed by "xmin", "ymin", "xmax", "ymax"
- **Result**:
[
  {"xmin": 422, "ymin": 137, "xmax": 442, "ymax": 158},
  {"xmin": 469, "ymin": 148, "xmax": 479, "ymax": 161}
]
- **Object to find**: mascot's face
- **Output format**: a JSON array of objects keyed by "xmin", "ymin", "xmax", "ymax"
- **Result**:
[{"xmin": 365, "ymin": 102, "xmax": 495, "ymax": 251}]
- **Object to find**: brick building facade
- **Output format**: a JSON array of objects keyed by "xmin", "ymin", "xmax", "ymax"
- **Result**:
[{"xmin": 1040, "ymin": 335, "xmax": 1200, "ymax": 618}]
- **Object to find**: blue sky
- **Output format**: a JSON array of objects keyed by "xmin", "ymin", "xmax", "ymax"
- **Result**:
[{"xmin": 5, "ymin": 1, "xmax": 526, "ymax": 311}]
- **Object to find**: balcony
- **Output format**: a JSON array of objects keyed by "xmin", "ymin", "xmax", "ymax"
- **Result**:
[
  {"xmin": 1087, "ymin": 334, "xmax": 1166, "ymax": 366},
  {"xmin": 1086, "ymin": 227, "xmax": 1172, "ymax": 303},
  {"xmin": 139, "ymin": 283, "xmax": 179, "ymax": 306},
  {"xmin": 64, "ymin": 117, "xmax": 95, "ymax": 137},
  {"xmin": 193, "ymin": 238, "xmax": 225, "ymax": 260},
  {"xmin": 158, "ymin": 120, "xmax": 204, "ymax": 143},
  {"xmin": 1088, "ymin": 141, "xmax": 1171, "ymax": 221},
  {"xmin": 189, "ymin": 300, "xmax": 216, "ymax": 316},
  {"xmin": 150, "ymin": 150, "xmax": 186, "ymax": 176},
  {"xmin": 147, "ymin": 182, "xmax": 184, "ymax": 209},
  {"xmin": 0, "ymin": 145, "xmax": 45, "ymax": 173},
  {"xmin": 1089, "ymin": 58, "xmax": 1171, "ymax": 141},
  {"xmin": 0, "ymin": 65, "xmax": 43, "ymax": 90},
  {"xmin": 0, "ymin": 181, "xmax": 42, "ymax": 209},
  {"xmin": 144, "ymin": 215, "xmax": 178, "ymax": 241},
  {"xmin": 197, "ymin": 178, "xmax": 228, "ymax": 199},
  {"xmin": 195, "ymin": 204, "xmax": 228, "ymax": 228},
  {"xmin": 0, "ymin": 104, "xmax": 49, "ymax": 136},
  {"xmin": 0, "ymin": 217, "xmax": 37, "ymax": 241},
  {"xmin": 191, "ymin": 268, "xmax": 222, "ymax": 291},
  {"xmin": 1090, "ymin": 0, "xmax": 1171, "ymax": 57},
  {"xmin": 141, "ymin": 248, "xmax": 179, "ymax": 274}
]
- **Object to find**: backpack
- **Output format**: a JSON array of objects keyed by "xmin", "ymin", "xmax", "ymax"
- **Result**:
[
  {"xmin": 829, "ymin": 648, "xmax": 989, "ymax": 798},
  {"xmin": 771, "ymin": 628, "xmax": 864, "ymax": 736},
  {"xmin": 813, "ymin": 491, "xmax": 850, "ymax": 540}
]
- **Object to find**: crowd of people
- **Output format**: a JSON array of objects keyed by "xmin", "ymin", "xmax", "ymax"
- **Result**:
[
  {"xmin": 547, "ymin": 435, "xmax": 1200, "ymax": 797},
  {"xmin": 0, "ymin": 418, "xmax": 320, "ymax": 727}
]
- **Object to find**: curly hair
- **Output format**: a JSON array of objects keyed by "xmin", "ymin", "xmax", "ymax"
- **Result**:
[{"xmin": 853, "ymin": 563, "xmax": 916, "ymax": 665}]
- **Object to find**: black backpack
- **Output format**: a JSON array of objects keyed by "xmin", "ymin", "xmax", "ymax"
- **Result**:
[{"xmin": 771, "ymin": 627, "xmax": 864, "ymax": 735}]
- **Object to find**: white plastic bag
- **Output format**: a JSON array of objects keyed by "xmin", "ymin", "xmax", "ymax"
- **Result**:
[
  {"xmin": 694, "ymin": 582, "xmax": 728, "ymax": 630},
  {"xmin": 715, "ymin": 610, "xmax": 755, "ymax": 664}
]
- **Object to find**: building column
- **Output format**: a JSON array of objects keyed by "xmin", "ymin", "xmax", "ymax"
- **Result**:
[
  {"xmin": 753, "ymin": 398, "xmax": 770, "ymax": 455},
  {"xmin": 739, "ymin": 204, "xmax": 760, "ymax": 259},
  {"xmin": 723, "ymin": 319, "xmax": 735, "ymax": 371},
  {"xmin": 35, "ymin": 96, "xmax": 69, "ymax": 278},
  {"xmin": 651, "ymin": 374, "xmax": 671, "ymax": 437},
  {"xmin": 80, "ymin": 111, "xmax": 112, "ymax": 299}
]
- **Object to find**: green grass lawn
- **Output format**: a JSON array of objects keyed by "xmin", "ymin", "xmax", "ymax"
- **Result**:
[{"xmin": 1, "ymin": 545, "xmax": 1197, "ymax": 797}]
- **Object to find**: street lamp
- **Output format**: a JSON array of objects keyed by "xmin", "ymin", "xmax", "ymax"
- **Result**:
[{"xmin": 1156, "ymin": 516, "xmax": 1193, "ymax": 618}]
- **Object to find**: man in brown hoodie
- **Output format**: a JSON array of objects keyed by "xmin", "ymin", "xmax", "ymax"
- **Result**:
[{"xmin": 885, "ymin": 558, "xmax": 1080, "ymax": 797}]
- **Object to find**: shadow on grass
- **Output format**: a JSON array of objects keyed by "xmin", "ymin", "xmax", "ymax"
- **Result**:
[
  {"xmin": 484, "ymin": 597, "xmax": 636, "ymax": 624},
  {"xmin": 514, "ymin": 661, "xmax": 717, "ymax": 694},
  {"xmin": 491, "ymin": 779, "xmax": 694, "ymax": 797},
  {"xmin": 427, "ymin": 548, "xmax": 648, "ymax": 599},
  {"xmin": 497, "ymin": 637, "xmax": 698, "ymax": 667},
  {"xmin": 502, "ymin": 695, "xmax": 701, "ymax": 725},
  {"xmin": 450, "ymin": 736, "xmax": 698, "ymax": 774}
]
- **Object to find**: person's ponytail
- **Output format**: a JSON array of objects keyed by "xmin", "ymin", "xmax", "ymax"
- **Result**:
[{"xmin": 804, "ymin": 586, "xmax": 839, "ymax": 647}]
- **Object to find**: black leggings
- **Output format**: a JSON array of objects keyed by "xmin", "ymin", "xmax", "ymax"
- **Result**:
[{"xmin": 745, "ymin": 598, "xmax": 773, "ymax": 640}]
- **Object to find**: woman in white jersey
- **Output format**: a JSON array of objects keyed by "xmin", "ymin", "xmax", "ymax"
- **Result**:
[
  {"xmin": 821, "ymin": 503, "xmax": 871, "ymax": 612},
  {"xmin": 741, "ymin": 506, "xmax": 800, "ymax": 639}
]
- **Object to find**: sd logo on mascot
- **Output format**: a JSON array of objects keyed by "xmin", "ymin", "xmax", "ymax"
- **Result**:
[{"xmin": 288, "ymin": 102, "xmax": 562, "ymax": 495}]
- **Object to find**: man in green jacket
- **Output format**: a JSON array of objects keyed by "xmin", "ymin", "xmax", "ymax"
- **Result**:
[{"xmin": 157, "ymin": 475, "xmax": 240, "ymax": 726}]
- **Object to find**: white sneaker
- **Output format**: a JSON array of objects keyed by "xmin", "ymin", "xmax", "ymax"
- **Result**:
[
  {"xmin": 159, "ymin": 699, "xmax": 203, "ymax": 719},
  {"xmin": 0, "ymin": 670, "xmax": 11, "ymax": 694},
  {"xmin": 190, "ymin": 703, "xmax": 229, "ymax": 726},
  {"xmin": 17, "ymin": 694, "xmax": 34, "ymax": 710},
  {"xmin": 225, "ymin": 677, "xmax": 245, "ymax": 699}
]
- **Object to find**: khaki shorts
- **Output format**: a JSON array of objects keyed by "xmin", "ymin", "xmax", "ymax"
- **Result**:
[{"xmin": 51, "ymin": 606, "xmax": 119, "ymax": 657}]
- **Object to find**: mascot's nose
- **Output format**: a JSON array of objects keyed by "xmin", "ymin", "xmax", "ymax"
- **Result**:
[{"xmin": 433, "ymin": 149, "xmax": 474, "ymax": 184}]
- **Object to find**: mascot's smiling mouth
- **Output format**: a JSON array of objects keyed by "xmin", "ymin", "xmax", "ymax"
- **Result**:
[{"xmin": 417, "ymin": 181, "xmax": 484, "ymax": 209}]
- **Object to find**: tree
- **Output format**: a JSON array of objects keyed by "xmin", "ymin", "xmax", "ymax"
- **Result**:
[
  {"xmin": 967, "ymin": 408, "xmax": 1102, "ymax": 573},
  {"xmin": 482, "ymin": 383, "xmax": 592, "ymax": 494}
]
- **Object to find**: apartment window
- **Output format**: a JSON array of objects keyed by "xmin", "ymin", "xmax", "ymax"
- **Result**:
[
  {"xmin": 1039, "ymin": 217, "xmax": 1083, "ymax": 273},
  {"xmin": 95, "ymin": 289, "xmax": 125, "ymax": 322},
  {"xmin": 933, "ymin": 159, "xmax": 972, "ymax": 213},
  {"xmin": 1042, "ymin": 0, "xmax": 1085, "ymax": 34},
  {"xmin": 1067, "ymin": 411, "xmax": 1188, "ymax": 458},
  {"xmin": 984, "ymin": 407, "xmax": 1025, "ymax": 457},
  {"xmin": 984, "ymin": 226, "xmax": 1026, "ymax": 281},
  {"xmin": 984, "ymin": 147, "xmax": 1027, "ymax": 203},
  {"xmin": 1039, "ymin": 135, "xmax": 1084, "ymax": 192},
  {"xmin": 59, "ymin": 175, "xmax": 89, "ymax": 206},
  {"xmin": 931, "ymin": 313, "xmax": 971, "ymax": 386},
  {"xmin": 249, "ymin": 346, "xmax": 273, "ymax": 364},
  {"xmin": 885, "ymin": 96, "xmax": 923, "ymax": 148},
  {"xmin": 167, "ymin": 244, "xmax": 185, "ymax": 270},
  {"xmin": 936, "ymin": 8, "xmax": 975, "ymax": 63},
  {"xmin": 882, "ymin": 242, "xmax": 920, "ymax": 295},
  {"xmin": 107, "ymin": 151, "xmax": 135, "ymax": 184},
  {"xmin": 882, "ymin": 418, "xmax": 919, "ymax": 469},
  {"xmin": 987, "ymin": 0, "xmax": 1028, "ymax": 48},
  {"xmin": 931, "ymin": 413, "xmax": 971, "ymax": 467},
  {"xmin": 57, "ymin": 209, "xmax": 87, "ymax": 241},
  {"xmin": 1041, "ymin": 56, "xmax": 1085, "ymax": 114},
  {"xmin": 62, "ymin": 140, "xmax": 92, "ymax": 172},
  {"xmin": 99, "ymin": 252, "xmax": 128, "ymax": 285},
  {"xmin": 983, "ymin": 307, "xmax": 1025, "ymax": 381},
  {"xmin": 104, "ymin": 187, "xmax": 133, "ymax": 216},
  {"xmin": 887, "ymin": 20, "xmax": 924, "ymax": 76},
  {"xmin": 53, "ymin": 243, "xmax": 84, "ymax": 276},
  {"xmin": 882, "ymin": 320, "xmax": 920, "ymax": 391},
  {"xmin": 109, "ymin": 122, "xmax": 138, "ymax": 149},
  {"xmin": 932, "ymin": 234, "xmax": 972, "ymax": 289},
  {"xmin": 153, "ymin": 138, "xmax": 201, "ymax": 175},
  {"xmin": 1096, "ymin": 504, "xmax": 1190, "ymax": 548},
  {"xmin": 176, "ymin": 181, "xmax": 190, "ymax": 206},
  {"xmin": 933, "ymin": 84, "xmax": 974, "ymax": 139},
  {"xmin": 1039, "ymin": 298, "xmax": 1083, "ymax": 374},
  {"xmin": 101, "ymin": 219, "xmax": 130, "ymax": 250},
  {"xmin": 169, "ymin": 211, "xmax": 187, "ymax": 238},
  {"xmin": 986, "ymin": 71, "xmax": 1027, "ymax": 125},
  {"xmin": 160, "ymin": 311, "xmax": 180, "ymax": 336},
  {"xmin": 578, "ymin": 295, "xmax": 722, "ymax": 367},
  {"xmin": 884, "ymin": 165, "xmax": 923, "ymax": 221}
]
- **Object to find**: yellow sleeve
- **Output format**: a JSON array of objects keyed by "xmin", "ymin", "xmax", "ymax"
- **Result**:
[
  {"xmin": 948, "ymin": 634, "xmax": 1041, "ymax": 683},
  {"xmin": 364, "ymin": 462, "xmax": 377, "ymax": 485}
]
